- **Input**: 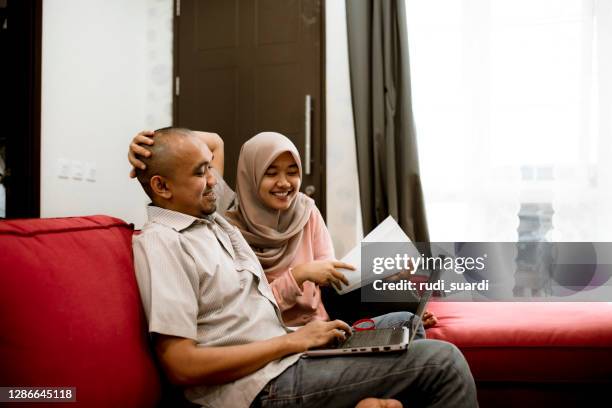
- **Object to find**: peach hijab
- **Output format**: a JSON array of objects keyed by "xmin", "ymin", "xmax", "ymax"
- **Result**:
[{"xmin": 225, "ymin": 132, "xmax": 315, "ymax": 274}]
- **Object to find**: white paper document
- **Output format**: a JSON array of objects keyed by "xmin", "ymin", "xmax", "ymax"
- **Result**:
[{"xmin": 335, "ymin": 216, "xmax": 420, "ymax": 294}]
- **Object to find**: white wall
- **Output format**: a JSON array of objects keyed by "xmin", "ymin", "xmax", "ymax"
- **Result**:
[{"xmin": 41, "ymin": 0, "xmax": 172, "ymax": 227}]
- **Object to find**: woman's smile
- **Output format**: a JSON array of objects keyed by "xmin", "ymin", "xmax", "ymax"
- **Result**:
[{"xmin": 271, "ymin": 189, "xmax": 293, "ymax": 198}]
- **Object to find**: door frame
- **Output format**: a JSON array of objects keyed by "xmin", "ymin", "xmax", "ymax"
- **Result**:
[{"xmin": 172, "ymin": 0, "xmax": 327, "ymax": 219}]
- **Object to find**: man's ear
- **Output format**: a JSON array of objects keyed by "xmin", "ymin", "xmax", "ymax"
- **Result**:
[{"xmin": 150, "ymin": 175, "xmax": 172, "ymax": 199}]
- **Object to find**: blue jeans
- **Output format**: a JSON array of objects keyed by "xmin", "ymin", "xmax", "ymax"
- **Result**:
[
  {"xmin": 370, "ymin": 311, "xmax": 426, "ymax": 340},
  {"xmin": 252, "ymin": 313, "xmax": 477, "ymax": 407}
]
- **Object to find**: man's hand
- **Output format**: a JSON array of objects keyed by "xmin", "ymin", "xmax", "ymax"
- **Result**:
[
  {"xmin": 285, "ymin": 320, "xmax": 352, "ymax": 352},
  {"xmin": 193, "ymin": 131, "xmax": 225, "ymax": 176},
  {"xmin": 128, "ymin": 130, "xmax": 155, "ymax": 178},
  {"xmin": 291, "ymin": 260, "xmax": 353, "ymax": 290},
  {"xmin": 127, "ymin": 129, "xmax": 225, "ymax": 178}
]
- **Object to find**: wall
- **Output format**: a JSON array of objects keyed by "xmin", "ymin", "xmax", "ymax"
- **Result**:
[
  {"xmin": 40, "ymin": 0, "xmax": 361, "ymax": 249},
  {"xmin": 40, "ymin": 0, "xmax": 172, "ymax": 226}
]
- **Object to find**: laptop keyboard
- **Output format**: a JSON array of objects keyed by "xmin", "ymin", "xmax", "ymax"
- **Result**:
[{"xmin": 338, "ymin": 328, "xmax": 405, "ymax": 349}]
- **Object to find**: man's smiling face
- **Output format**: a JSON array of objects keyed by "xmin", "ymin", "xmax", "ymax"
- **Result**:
[{"xmin": 165, "ymin": 136, "xmax": 218, "ymax": 217}]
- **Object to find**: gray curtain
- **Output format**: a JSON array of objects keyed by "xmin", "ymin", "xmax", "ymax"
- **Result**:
[{"xmin": 346, "ymin": 0, "xmax": 429, "ymax": 242}]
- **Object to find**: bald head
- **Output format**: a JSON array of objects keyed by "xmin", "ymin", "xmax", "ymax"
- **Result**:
[{"xmin": 135, "ymin": 127, "xmax": 198, "ymax": 200}]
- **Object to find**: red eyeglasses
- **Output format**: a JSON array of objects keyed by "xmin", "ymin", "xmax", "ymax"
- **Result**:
[{"xmin": 352, "ymin": 318, "xmax": 376, "ymax": 331}]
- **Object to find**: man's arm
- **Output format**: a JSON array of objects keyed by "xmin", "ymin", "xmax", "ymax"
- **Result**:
[
  {"xmin": 134, "ymin": 230, "xmax": 350, "ymax": 386},
  {"xmin": 128, "ymin": 130, "xmax": 225, "ymax": 177},
  {"xmin": 155, "ymin": 319, "xmax": 352, "ymax": 386},
  {"xmin": 193, "ymin": 131, "xmax": 224, "ymax": 177}
]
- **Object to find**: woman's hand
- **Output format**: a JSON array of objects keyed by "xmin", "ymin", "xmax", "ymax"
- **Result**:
[
  {"xmin": 291, "ymin": 260, "xmax": 354, "ymax": 290},
  {"xmin": 285, "ymin": 320, "xmax": 352, "ymax": 352},
  {"xmin": 128, "ymin": 130, "xmax": 155, "ymax": 177}
]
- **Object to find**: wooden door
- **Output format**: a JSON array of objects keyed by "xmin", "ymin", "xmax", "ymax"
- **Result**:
[{"xmin": 174, "ymin": 0, "xmax": 325, "ymax": 214}]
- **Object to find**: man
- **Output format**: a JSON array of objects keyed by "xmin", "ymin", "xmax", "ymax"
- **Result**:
[{"xmin": 132, "ymin": 127, "xmax": 477, "ymax": 407}]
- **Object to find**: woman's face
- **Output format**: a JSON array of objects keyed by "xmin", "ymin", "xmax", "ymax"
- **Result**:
[{"xmin": 258, "ymin": 151, "xmax": 301, "ymax": 211}]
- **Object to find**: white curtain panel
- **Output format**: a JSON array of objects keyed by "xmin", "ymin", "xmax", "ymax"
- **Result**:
[{"xmin": 406, "ymin": 0, "xmax": 612, "ymax": 241}]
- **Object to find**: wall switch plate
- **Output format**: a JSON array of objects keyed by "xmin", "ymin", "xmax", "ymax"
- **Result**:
[
  {"xmin": 72, "ymin": 160, "xmax": 84, "ymax": 180},
  {"xmin": 58, "ymin": 158, "xmax": 70, "ymax": 179},
  {"xmin": 85, "ymin": 162, "xmax": 97, "ymax": 182}
]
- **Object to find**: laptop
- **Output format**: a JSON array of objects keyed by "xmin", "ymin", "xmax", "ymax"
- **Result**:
[{"xmin": 304, "ymin": 261, "xmax": 440, "ymax": 357}]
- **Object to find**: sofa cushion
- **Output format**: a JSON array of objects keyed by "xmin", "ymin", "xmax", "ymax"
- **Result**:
[
  {"xmin": 426, "ymin": 301, "xmax": 612, "ymax": 383},
  {"xmin": 0, "ymin": 215, "xmax": 161, "ymax": 407}
]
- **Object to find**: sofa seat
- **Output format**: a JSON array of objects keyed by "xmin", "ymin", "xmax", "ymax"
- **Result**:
[
  {"xmin": 426, "ymin": 301, "xmax": 612, "ymax": 406},
  {"xmin": 426, "ymin": 301, "xmax": 612, "ymax": 382}
]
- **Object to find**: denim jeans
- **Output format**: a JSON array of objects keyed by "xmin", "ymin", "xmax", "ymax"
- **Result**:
[
  {"xmin": 370, "ymin": 311, "xmax": 426, "ymax": 340},
  {"xmin": 251, "ymin": 312, "xmax": 477, "ymax": 408}
]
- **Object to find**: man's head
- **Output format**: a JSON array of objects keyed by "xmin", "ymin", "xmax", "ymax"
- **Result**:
[{"xmin": 135, "ymin": 127, "xmax": 218, "ymax": 217}]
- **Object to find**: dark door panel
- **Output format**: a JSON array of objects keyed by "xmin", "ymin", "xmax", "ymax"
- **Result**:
[{"xmin": 175, "ymin": 0, "xmax": 325, "ymax": 213}]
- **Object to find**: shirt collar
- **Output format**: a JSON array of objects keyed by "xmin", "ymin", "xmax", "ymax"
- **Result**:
[{"xmin": 146, "ymin": 205, "xmax": 217, "ymax": 232}]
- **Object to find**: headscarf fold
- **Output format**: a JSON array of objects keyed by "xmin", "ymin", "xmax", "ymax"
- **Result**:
[{"xmin": 225, "ymin": 132, "xmax": 314, "ymax": 274}]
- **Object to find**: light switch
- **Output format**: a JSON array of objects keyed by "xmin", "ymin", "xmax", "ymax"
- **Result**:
[
  {"xmin": 85, "ymin": 162, "xmax": 97, "ymax": 182},
  {"xmin": 58, "ymin": 158, "xmax": 70, "ymax": 179},
  {"xmin": 72, "ymin": 160, "xmax": 84, "ymax": 180}
]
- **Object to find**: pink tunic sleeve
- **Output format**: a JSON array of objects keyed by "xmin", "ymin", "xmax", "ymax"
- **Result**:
[
  {"xmin": 268, "ymin": 265, "xmax": 304, "ymax": 312},
  {"xmin": 267, "ymin": 206, "xmax": 333, "ymax": 326}
]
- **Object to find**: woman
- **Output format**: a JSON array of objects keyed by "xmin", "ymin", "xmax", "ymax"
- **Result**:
[
  {"xmin": 225, "ymin": 132, "xmax": 435, "ymax": 333},
  {"xmin": 225, "ymin": 132, "xmax": 352, "ymax": 326},
  {"xmin": 128, "ymin": 130, "xmax": 437, "ymax": 331}
]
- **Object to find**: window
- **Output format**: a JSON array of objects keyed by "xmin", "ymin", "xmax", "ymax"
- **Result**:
[{"xmin": 406, "ymin": 0, "xmax": 612, "ymax": 241}]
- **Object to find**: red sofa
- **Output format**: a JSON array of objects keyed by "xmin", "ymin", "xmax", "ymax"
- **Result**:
[
  {"xmin": 1, "ymin": 215, "xmax": 611, "ymax": 407},
  {"xmin": 0, "ymin": 216, "xmax": 162, "ymax": 407},
  {"xmin": 427, "ymin": 300, "xmax": 612, "ymax": 407}
]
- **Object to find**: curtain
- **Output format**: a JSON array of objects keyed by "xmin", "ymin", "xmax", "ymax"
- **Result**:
[{"xmin": 346, "ymin": 0, "xmax": 429, "ymax": 242}]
